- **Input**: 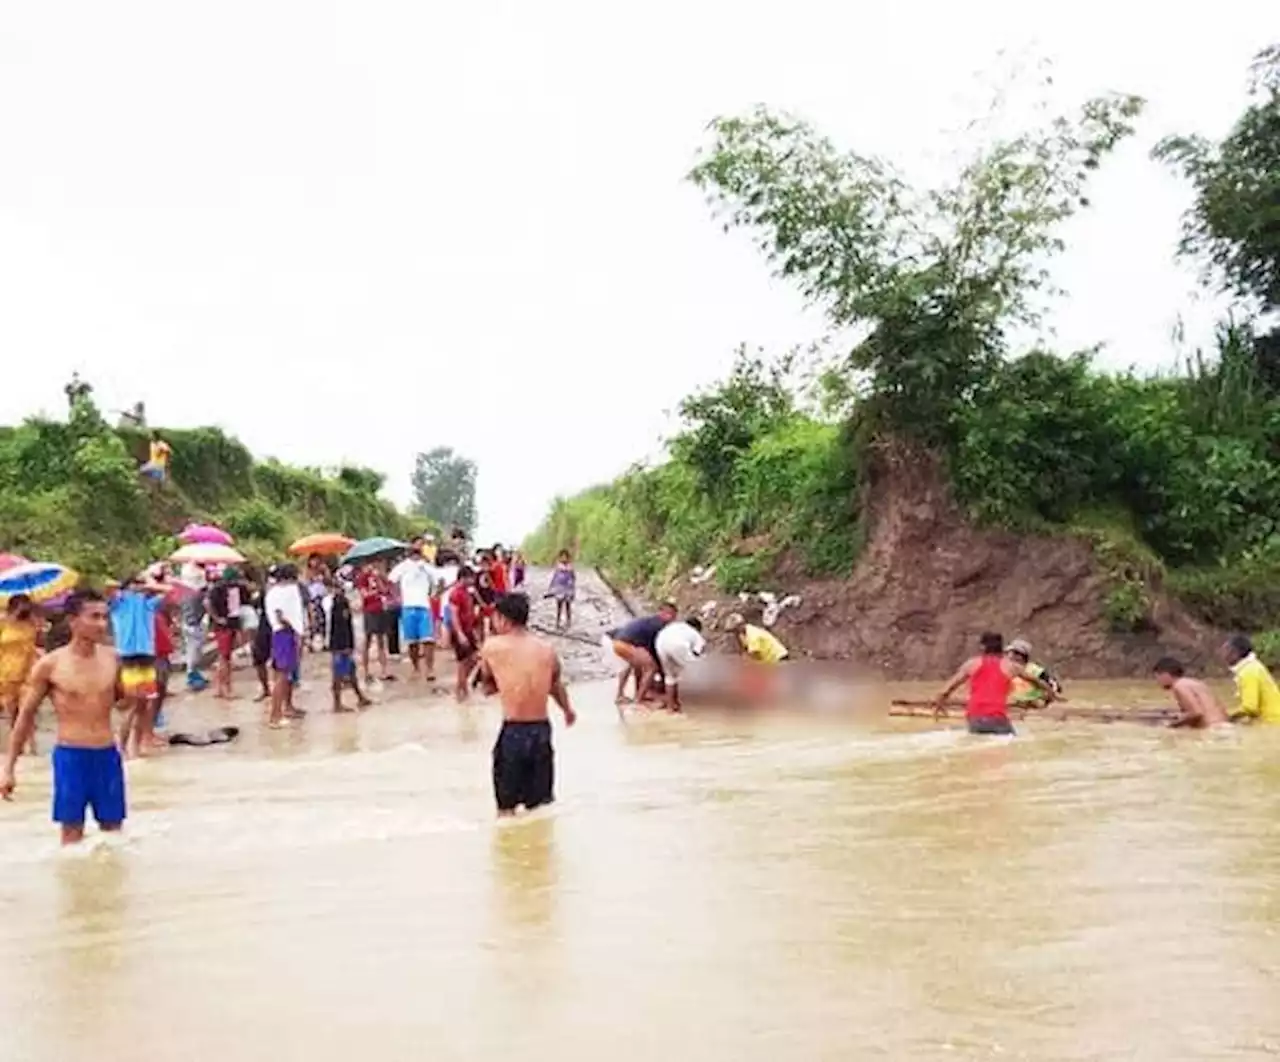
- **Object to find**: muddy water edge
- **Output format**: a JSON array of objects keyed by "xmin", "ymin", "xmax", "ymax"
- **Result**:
[{"xmin": 0, "ymin": 571, "xmax": 1276, "ymax": 1061}]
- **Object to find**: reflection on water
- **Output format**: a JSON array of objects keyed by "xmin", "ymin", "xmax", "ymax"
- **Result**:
[{"xmin": 1, "ymin": 680, "xmax": 1278, "ymax": 1061}]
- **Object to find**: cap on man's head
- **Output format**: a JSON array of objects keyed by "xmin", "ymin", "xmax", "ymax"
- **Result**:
[{"xmin": 1007, "ymin": 638, "xmax": 1032, "ymax": 658}]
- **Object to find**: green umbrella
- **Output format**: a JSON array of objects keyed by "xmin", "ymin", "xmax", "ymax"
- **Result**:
[{"xmin": 340, "ymin": 537, "xmax": 408, "ymax": 565}]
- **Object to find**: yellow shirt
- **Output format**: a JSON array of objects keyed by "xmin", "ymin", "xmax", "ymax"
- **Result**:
[
  {"xmin": 744, "ymin": 624, "xmax": 788, "ymax": 664},
  {"xmin": 421, "ymin": 543, "xmax": 438, "ymax": 564},
  {"xmin": 149, "ymin": 439, "xmax": 172, "ymax": 470},
  {"xmin": 0, "ymin": 619, "xmax": 39, "ymax": 686},
  {"xmin": 1231, "ymin": 654, "xmax": 1280, "ymax": 724}
]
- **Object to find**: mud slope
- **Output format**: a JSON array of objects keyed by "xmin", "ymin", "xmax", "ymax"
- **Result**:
[{"xmin": 684, "ymin": 439, "xmax": 1218, "ymax": 679}]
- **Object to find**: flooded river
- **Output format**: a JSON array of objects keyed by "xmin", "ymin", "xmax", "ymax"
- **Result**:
[{"xmin": 2, "ymin": 674, "xmax": 1278, "ymax": 1061}]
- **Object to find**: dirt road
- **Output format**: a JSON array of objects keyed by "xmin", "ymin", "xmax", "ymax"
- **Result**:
[{"xmin": 519, "ymin": 565, "xmax": 639, "ymax": 682}]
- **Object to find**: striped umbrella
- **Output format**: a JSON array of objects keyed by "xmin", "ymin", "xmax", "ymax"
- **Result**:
[
  {"xmin": 170, "ymin": 542, "xmax": 245, "ymax": 565},
  {"xmin": 0, "ymin": 562, "xmax": 79, "ymax": 605},
  {"xmin": 0, "ymin": 553, "xmax": 28, "ymax": 573}
]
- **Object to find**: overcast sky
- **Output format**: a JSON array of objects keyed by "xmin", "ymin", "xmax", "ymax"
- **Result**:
[{"xmin": 0, "ymin": 3, "xmax": 1269, "ymax": 541}]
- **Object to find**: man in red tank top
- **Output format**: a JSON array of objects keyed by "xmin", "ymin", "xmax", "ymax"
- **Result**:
[{"xmin": 931, "ymin": 632, "xmax": 1052, "ymax": 735}]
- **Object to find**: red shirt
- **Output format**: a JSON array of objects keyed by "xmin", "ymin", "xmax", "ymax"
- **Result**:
[
  {"xmin": 154, "ymin": 610, "xmax": 175, "ymax": 657},
  {"xmin": 489, "ymin": 562, "xmax": 508, "ymax": 594},
  {"xmin": 355, "ymin": 570, "xmax": 387, "ymax": 614},
  {"xmin": 448, "ymin": 583, "xmax": 477, "ymax": 636},
  {"xmin": 967, "ymin": 655, "xmax": 1012, "ymax": 719}
]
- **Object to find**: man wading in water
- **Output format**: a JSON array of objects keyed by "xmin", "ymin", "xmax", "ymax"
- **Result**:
[
  {"xmin": 931, "ymin": 631, "xmax": 1053, "ymax": 735},
  {"xmin": 476, "ymin": 592, "xmax": 576, "ymax": 817},
  {"xmin": 1, "ymin": 591, "xmax": 127, "ymax": 845}
]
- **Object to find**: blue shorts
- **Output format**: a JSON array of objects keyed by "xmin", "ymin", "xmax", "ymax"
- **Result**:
[
  {"xmin": 401, "ymin": 606, "xmax": 434, "ymax": 645},
  {"xmin": 52, "ymin": 745, "xmax": 127, "ymax": 827},
  {"xmin": 331, "ymin": 651, "xmax": 355, "ymax": 680}
]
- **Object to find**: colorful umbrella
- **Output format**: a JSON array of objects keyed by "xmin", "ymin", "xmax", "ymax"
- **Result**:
[
  {"xmin": 171, "ymin": 543, "xmax": 245, "ymax": 565},
  {"xmin": 289, "ymin": 532, "xmax": 356, "ymax": 557},
  {"xmin": 0, "ymin": 562, "xmax": 79, "ymax": 605},
  {"xmin": 0, "ymin": 552, "xmax": 28, "ymax": 573},
  {"xmin": 178, "ymin": 523, "xmax": 234, "ymax": 546},
  {"xmin": 340, "ymin": 537, "xmax": 408, "ymax": 565}
]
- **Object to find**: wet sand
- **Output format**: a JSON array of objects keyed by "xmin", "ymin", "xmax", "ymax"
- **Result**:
[{"xmin": 1, "ymin": 583, "xmax": 1278, "ymax": 1061}]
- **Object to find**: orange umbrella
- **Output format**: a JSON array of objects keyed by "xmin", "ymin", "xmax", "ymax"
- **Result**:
[{"xmin": 288, "ymin": 532, "xmax": 356, "ymax": 557}]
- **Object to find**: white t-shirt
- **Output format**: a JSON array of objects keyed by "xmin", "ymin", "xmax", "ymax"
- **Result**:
[
  {"xmin": 265, "ymin": 582, "xmax": 307, "ymax": 634},
  {"xmin": 655, "ymin": 622, "xmax": 706, "ymax": 666},
  {"xmin": 389, "ymin": 558, "xmax": 439, "ymax": 610}
]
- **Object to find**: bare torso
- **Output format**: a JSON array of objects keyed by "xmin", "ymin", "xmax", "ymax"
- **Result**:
[
  {"xmin": 42, "ymin": 645, "xmax": 120, "ymax": 748},
  {"xmin": 1171, "ymin": 676, "xmax": 1228, "ymax": 728},
  {"xmin": 480, "ymin": 631, "xmax": 558, "ymax": 722}
]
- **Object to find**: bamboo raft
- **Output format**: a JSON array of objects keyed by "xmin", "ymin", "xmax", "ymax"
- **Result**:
[{"xmin": 890, "ymin": 699, "xmax": 1178, "ymax": 727}]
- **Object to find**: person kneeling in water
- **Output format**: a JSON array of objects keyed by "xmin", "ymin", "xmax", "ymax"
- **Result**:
[
  {"xmin": 1153, "ymin": 657, "xmax": 1228, "ymax": 728},
  {"xmin": 931, "ymin": 632, "xmax": 1053, "ymax": 735},
  {"xmin": 476, "ymin": 593, "xmax": 577, "ymax": 817}
]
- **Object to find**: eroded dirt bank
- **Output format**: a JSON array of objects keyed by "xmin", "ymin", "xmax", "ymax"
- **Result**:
[{"xmin": 663, "ymin": 439, "xmax": 1220, "ymax": 680}]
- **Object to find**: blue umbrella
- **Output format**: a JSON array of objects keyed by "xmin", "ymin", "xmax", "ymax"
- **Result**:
[
  {"xmin": 340, "ymin": 537, "xmax": 408, "ymax": 565},
  {"xmin": 0, "ymin": 561, "xmax": 79, "ymax": 605}
]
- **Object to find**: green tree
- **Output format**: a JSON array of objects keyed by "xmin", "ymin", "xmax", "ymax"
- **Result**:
[
  {"xmin": 669, "ymin": 345, "xmax": 797, "ymax": 494},
  {"xmin": 1154, "ymin": 44, "xmax": 1280, "ymax": 390},
  {"xmin": 1155, "ymin": 45, "xmax": 1280, "ymax": 308},
  {"xmin": 688, "ymin": 88, "xmax": 1144, "ymax": 442},
  {"xmin": 410, "ymin": 447, "xmax": 477, "ymax": 535}
]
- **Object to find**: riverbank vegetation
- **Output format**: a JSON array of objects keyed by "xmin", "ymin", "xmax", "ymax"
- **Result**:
[
  {"xmin": 0, "ymin": 385, "xmax": 413, "ymax": 579},
  {"xmin": 525, "ymin": 47, "xmax": 1280, "ymax": 648}
]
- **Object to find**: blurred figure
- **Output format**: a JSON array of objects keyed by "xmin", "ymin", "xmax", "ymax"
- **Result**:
[
  {"xmin": 0, "ymin": 595, "xmax": 40, "ymax": 755},
  {"xmin": 546, "ymin": 550, "xmax": 576, "ymax": 630}
]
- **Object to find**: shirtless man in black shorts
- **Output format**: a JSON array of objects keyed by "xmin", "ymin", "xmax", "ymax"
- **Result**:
[{"xmin": 476, "ymin": 593, "xmax": 576, "ymax": 817}]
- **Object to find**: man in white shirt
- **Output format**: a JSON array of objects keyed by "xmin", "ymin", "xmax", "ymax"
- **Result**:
[
  {"xmin": 389, "ymin": 542, "xmax": 440, "ymax": 680},
  {"xmin": 654, "ymin": 617, "xmax": 706, "ymax": 712},
  {"xmin": 263, "ymin": 564, "xmax": 306, "ymax": 727}
]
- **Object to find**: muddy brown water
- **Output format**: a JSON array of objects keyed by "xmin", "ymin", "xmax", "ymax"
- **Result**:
[
  {"xmin": 1, "ymin": 574, "xmax": 1277, "ymax": 1060},
  {"xmin": 3, "ymin": 679, "xmax": 1278, "ymax": 1061}
]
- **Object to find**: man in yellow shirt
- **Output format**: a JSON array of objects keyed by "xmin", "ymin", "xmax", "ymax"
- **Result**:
[
  {"xmin": 725, "ymin": 614, "xmax": 789, "ymax": 664},
  {"xmin": 1222, "ymin": 634, "xmax": 1280, "ymax": 724}
]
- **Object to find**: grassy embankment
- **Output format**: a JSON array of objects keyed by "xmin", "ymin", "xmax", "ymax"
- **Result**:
[{"xmin": 0, "ymin": 391, "xmax": 416, "ymax": 581}]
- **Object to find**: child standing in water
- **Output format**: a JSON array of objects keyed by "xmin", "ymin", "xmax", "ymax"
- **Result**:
[
  {"xmin": 327, "ymin": 585, "xmax": 371, "ymax": 712},
  {"xmin": 546, "ymin": 550, "xmax": 577, "ymax": 631},
  {"xmin": 511, "ymin": 550, "xmax": 527, "ymax": 589}
]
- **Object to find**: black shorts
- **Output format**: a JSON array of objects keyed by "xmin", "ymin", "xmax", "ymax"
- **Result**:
[
  {"xmin": 251, "ymin": 626, "xmax": 272, "ymax": 667},
  {"xmin": 364, "ymin": 611, "xmax": 387, "ymax": 637},
  {"xmin": 453, "ymin": 633, "xmax": 478, "ymax": 661},
  {"xmin": 967, "ymin": 715, "xmax": 1015, "ymax": 736},
  {"xmin": 492, "ymin": 720, "xmax": 554, "ymax": 812}
]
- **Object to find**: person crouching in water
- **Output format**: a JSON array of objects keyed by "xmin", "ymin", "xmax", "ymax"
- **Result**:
[
  {"xmin": 931, "ymin": 631, "xmax": 1053, "ymax": 735},
  {"xmin": 654, "ymin": 616, "xmax": 705, "ymax": 712},
  {"xmin": 475, "ymin": 592, "xmax": 577, "ymax": 817},
  {"xmin": 327, "ymin": 585, "xmax": 371, "ymax": 713},
  {"xmin": 1153, "ymin": 657, "xmax": 1228, "ymax": 728},
  {"xmin": 1005, "ymin": 638, "xmax": 1063, "ymax": 711}
]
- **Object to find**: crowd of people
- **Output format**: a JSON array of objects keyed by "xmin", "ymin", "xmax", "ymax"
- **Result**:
[{"xmin": 10, "ymin": 514, "xmax": 1273, "ymax": 850}]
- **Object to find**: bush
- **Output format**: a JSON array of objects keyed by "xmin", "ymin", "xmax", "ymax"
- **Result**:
[{"xmin": 0, "ymin": 392, "xmax": 410, "ymax": 583}]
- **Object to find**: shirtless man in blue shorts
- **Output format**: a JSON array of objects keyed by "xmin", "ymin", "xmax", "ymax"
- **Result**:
[{"xmin": 0, "ymin": 590, "xmax": 126, "ymax": 845}]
